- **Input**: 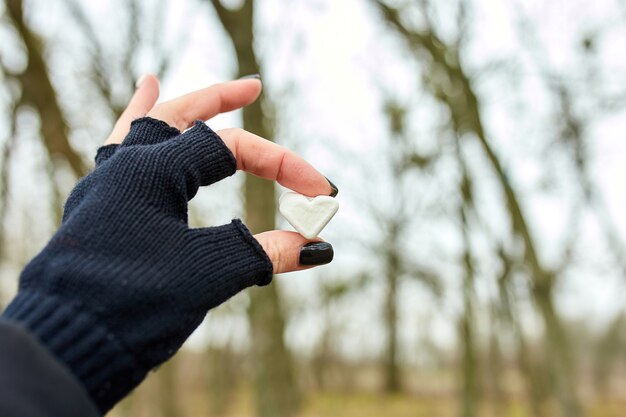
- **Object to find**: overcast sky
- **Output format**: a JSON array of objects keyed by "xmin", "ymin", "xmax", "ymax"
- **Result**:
[{"xmin": 2, "ymin": 0, "xmax": 626, "ymax": 360}]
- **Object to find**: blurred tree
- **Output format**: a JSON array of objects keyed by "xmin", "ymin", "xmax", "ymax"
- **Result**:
[
  {"xmin": 457, "ymin": 157, "xmax": 480, "ymax": 417},
  {"xmin": 206, "ymin": 1, "xmax": 301, "ymax": 416},
  {"xmin": 593, "ymin": 312, "xmax": 626, "ymax": 395},
  {"xmin": 0, "ymin": 62, "xmax": 17, "ymax": 288},
  {"xmin": 484, "ymin": 310, "xmax": 506, "ymax": 416},
  {"xmin": 495, "ymin": 249, "xmax": 551, "ymax": 417},
  {"xmin": 65, "ymin": 0, "xmax": 174, "ymax": 119},
  {"xmin": 373, "ymin": 1, "xmax": 589, "ymax": 416},
  {"xmin": 312, "ymin": 273, "xmax": 370, "ymax": 391},
  {"xmin": 4, "ymin": 0, "xmax": 87, "ymax": 178},
  {"xmin": 2, "ymin": 1, "xmax": 182, "ymax": 415},
  {"xmin": 312, "ymin": 279, "xmax": 350, "ymax": 390},
  {"xmin": 158, "ymin": 357, "xmax": 179, "ymax": 417},
  {"xmin": 1, "ymin": 0, "xmax": 174, "ymax": 256},
  {"xmin": 3, "ymin": 0, "xmax": 626, "ymax": 415},
  {"xmin": 364, "ymin": 99, "xmax": 443, "ymax": 393},
  {"xmin": 1, "ymin": 0, "xmax": 87, "ymax": 309},
  {"xmin": 511, "ymin": 1, "xmax": 626, "ymax": 277},
  {"xmin": 205, "ymin": 344, "xmax": 241, "ymax": 416}
]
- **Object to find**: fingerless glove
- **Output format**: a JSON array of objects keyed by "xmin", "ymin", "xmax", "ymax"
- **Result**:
[{"xmin": 2, "ymin": 118, "xmax": 273, "ymax": 413}]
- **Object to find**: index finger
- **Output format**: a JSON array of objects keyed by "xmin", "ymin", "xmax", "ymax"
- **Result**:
[
  {"xmin": 148, "ymin": 78, "xmax": 262, "ymax": 131},
  {"xmin": 217, "ymin": 128, "xmax": 336, "ymax": 198},
  {"xmin": 106, "ymin": 74, "xmax": 160, "ymax": 144}
]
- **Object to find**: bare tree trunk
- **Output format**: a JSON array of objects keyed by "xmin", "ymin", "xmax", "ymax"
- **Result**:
[
  {"xmin": 497, "ymin": 251, "xmax": 548, "ymax": 417},
  {"xmin": 207, "ymin": 2, "xmax": 301, "ymax": 416},
  {"xmin": 375, "ymin": 3, "xmax": 583, "ymax": 415},
  {"xmin": 459, "ymin": 313, "xmax": 477, "ymax": 417},
  {"xmin": 383, "ymin": 235, "xmax": 401, "ymax": 392},
  {"xmin": 5, "ymin": 0, "xmax": 87, "ymax": 178},
  {"xmin": 486, "ymin": 323, "xmax": 506, "ymax": 416},
  {"xmin": 0, "ymin": 99, "xmax": 17, "ymax": 301},
  {"xmin": 206, "ymin": 345, "xmax": 239, "ymax": 417},
  {"xmin": 458, "ymin": 166, "xmax": 478, "ymax": 417},
  {"xmin": 534, "ymin": 284, "xmax": 581, "ymax": 417}
]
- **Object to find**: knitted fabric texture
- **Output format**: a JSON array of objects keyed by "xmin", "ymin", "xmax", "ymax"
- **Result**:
[{"xmin": 2, "ymin": 117, "xmax": 273, "ymax": 413}]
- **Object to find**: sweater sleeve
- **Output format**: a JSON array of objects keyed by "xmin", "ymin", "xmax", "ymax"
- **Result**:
[{"xmin": 0, "ymin": 319, "xmax": 100, "ymax": 417}]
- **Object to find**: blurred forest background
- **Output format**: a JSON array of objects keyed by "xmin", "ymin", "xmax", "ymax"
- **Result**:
[{"xmin": 2, "ymin": 0, "xmax": 626, "ymax": 416}]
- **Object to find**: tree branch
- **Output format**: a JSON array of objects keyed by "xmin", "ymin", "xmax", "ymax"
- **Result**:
[{"xmin": 5, "ymin": 0, "xmax": 87, "ymax": 177}]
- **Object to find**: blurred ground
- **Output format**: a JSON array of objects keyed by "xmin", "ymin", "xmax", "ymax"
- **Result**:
[{"xmin": 109, "ymin": 350, "xmax": 626, "ymax": 417}]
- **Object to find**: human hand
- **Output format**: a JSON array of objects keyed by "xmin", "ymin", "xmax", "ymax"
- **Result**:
[
  {"xmin": 2, "ymin": 75, "xmax": 336, "ymax": 413},
  {"xmin": 108, "ymin": 74, "xmax": 337, "ymax": 272}
]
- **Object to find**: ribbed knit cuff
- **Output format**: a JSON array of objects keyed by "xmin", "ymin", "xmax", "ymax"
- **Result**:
[{"xmin": 2, "ymin": 291, "xmax": 146, "ymax": 413}]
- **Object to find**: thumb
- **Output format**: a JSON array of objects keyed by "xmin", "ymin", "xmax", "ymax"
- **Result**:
[
  {"xmin": 105, "ymin": 74, "xmax": 160, "ymax": 145},
  {"xmin": 254, "ymin": 231, "xmax": 334, "ymax": 274}
]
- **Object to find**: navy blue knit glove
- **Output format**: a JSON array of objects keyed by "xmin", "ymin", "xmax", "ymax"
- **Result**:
[{"xmin": 2, "ymin": 117, "xmax": 273, "ymax": 413}]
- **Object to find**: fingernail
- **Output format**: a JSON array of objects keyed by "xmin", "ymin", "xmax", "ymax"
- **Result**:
[
  {"xmin": 299, "ymin": 242, "xmax": 334, "ymax": 266},
  {"xmin": 239, "ymin": 73, "xmax": 261, "ymax": 81},
  {"xmin": 325, "ymin": 177, "xmax": 339, "ymax": 197},
  {"xmin": 135, "ymin": 74, "xmax": 148, "ymax": 89}
]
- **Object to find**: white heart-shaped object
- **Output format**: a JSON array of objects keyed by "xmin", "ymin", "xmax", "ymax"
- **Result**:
[{"xmin": 279, "ymin": 191, "xmax": 339, "ymax": 239}]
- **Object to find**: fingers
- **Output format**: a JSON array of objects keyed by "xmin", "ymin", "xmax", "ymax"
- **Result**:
[
  {"xmin": 105, "ymin": 74, "xmax": 160, "ymax": 145},
  {"xmin": 147, "ymin": 78, "xmax": 263, "ymax": 131},
  {"xmin": 217, "ymin": 128, "xmax": 335, "ymax": 197},
  {"xmin": 104, "ymin": 77, "xmax": 260, "ymax": 145},
  {"xmin": 254, "ymin": 231, "xmax": 333, "ymax": 274}
]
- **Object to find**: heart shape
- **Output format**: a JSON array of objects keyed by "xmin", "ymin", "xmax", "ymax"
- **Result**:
[{"xmin": 279, "ymin": 191, "xmax": 339, "ymax": 239}]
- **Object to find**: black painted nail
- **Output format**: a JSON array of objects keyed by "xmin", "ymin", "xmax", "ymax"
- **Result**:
[
  {"xmin": 239, "ymin": 74, "xmax": 261, "ymax": 80},
  {"xmin": 325, "ymin": 177, "xmax": 338, "ymax": 197},
  {"xmin": 299, "ymin": 242, "xmax": 334, "ymax": 266}
]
